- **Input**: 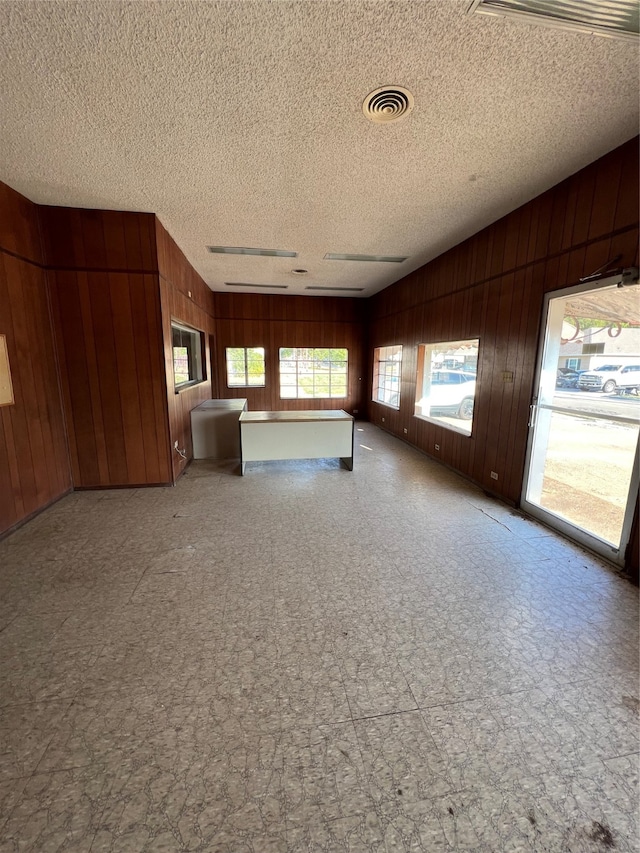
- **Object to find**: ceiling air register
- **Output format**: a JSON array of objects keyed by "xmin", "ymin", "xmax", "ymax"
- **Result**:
[{"xmin": 362, "ymin": 87, "xmax": 414, "ymax": 123}]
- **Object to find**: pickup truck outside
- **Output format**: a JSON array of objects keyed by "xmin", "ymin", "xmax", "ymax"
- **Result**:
[{"xmin": 577, "ymin": 363, "xmax": 640, "ymax": 393}]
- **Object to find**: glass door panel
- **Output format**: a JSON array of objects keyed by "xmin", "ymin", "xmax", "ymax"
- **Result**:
[{"xmin": 522, "ymin": 276, "xmax": 640, "ymax": 563}]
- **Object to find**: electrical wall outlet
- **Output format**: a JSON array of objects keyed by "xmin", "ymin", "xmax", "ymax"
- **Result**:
[
  {"xmin": 381, "ymin": 417, "xmax": 385, "ymax": 423},
  {"xmin": 434, "ymin": 443, "xmax": 440, "ymax": 451},
  {"xmin": 403, "ymin": 427, "xmax": 408, "ymax": 434},
  {"xmin": 490, "ymin": 471, "xmax": 498, "ymax": 480}
]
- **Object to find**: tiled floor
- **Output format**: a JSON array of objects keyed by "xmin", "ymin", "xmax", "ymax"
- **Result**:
[{"xmin": 0, "ymin": 422, "xmax": 638, "ymax": 852}]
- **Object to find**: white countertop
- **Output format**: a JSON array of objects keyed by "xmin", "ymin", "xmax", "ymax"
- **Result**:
[{"xmin": 240, "ymin": 409, "xmax": 352, "ymax": 424}]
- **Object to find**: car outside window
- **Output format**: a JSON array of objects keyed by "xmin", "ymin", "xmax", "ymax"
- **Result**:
[{"xmin": 414, "ymin": 339, "xmax": 479, "ymax": 436}]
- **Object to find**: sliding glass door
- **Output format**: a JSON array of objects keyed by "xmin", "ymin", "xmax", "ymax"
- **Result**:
[{"xmin": 522, "ymin": 275, "xmax": 640, "ymax": 565}]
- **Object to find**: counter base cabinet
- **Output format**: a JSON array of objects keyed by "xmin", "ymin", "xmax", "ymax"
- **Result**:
[
  {"xmin": 239, "ymin": 410, "xmax": 354, "ymax": 474},
  {"xmin": 191, "ymin": 399, "xmax": 248, "ymax": 459}
]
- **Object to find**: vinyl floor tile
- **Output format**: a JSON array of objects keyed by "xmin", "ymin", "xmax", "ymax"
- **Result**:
[
  {"xmin": 0, "ymin": 700, "xmax": 71, "ymax": 782},
  {"xmin": 0, "ymin": 766, "xmax": 111, "ymax": 853},
  {"xmin": 0, "ymin": 423, "xmax": 637, "ymax": 852},
  {"xmin": 282, "ymin": 722, "xmax": 373, "ymax": 824}
]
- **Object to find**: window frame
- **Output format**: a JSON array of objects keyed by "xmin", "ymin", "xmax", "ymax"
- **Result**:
[
  {"xmin": 278, "ymin": 347, "xmax": 349, "ymax": 400},
  {"xmin": 414, "ymin": 338, "xmax": 479, "ymax": 436},
  {"xmin": 372, "ymin": 345, "xmax": 402, "ymax": 409},
  {"xmin": 225, "ymin": 346, "xmax": 266, "ymax": 388},
  {"xmin": 171, "ymin": 321, "xmax": 206, "ymax": 392}
]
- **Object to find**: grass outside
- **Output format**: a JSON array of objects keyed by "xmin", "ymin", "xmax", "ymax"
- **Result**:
[{"xmin": 539, "ymin": 413, "xmax": 638, "ymax": 546}]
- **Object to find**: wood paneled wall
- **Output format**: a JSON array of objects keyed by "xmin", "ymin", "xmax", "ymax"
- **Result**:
[
  {"xmin": 42, "ymin": 207, "xmax": 173, "ymax": 487},
  {"xmin": 156, "ymin": 221, "xmax": 216, "ymax": 481},
  {"xmin": 0, "ymin": 184, "xmax": 71, "ymax": 535},
  {"xmin": 40, "ymin": 207, "xmax": 158, "ymax": 273},
  {"xmin": 212, "ymin": 292, "xmax": 366, "ymax": 415},
  {"xmin": 2, "ymin": 134, "xmax": 638, "ymax": 576},
  {"xmin": 368, "ymin": 136, "xmax": 639, "ymax": 573}
]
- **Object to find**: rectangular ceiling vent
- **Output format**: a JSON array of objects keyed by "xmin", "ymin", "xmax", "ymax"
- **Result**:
[
  {"xmin": 224, "ymin": 282, "xmax": 288, "ymax": 289},
  {"xmin": 208, "ymin": 246, "xmax": 297, "ymax": 257},
  {"xmin": 324, "ymin": 253, "xmax": 408, "ymax": 263},
  {"xmin": 468, "ymin": 0, "xmax": 639, "ymax": 41},
  {"xmin": 306, "ymin": 286, "xmax": 365, "ymax": 292}
]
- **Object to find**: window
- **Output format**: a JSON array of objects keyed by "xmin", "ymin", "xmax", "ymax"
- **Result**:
[
  {"xmin": 582, "ymin": 343, "xmax": 605, "ymax": 355},
  {"xmin": 279, "ymin": 347, "xmax": 348, "ymax": 399},
  {"xmin": 414, "ymin": 339, "xmax": 479, "ymax": 435},
  {"xmin": 172, "ymin": 322, "xmax": 205, "ymax": 390},
  {"xmin": 373, "ymin": 345, "xmax": 402, "ymax": 408},
  {"xmin": 226, "ymin": 347, "xmax": 266, "ymax": 387},
  {"xmin": 565, "ymin": 358, "xmax": 581, "ymax": 370}
]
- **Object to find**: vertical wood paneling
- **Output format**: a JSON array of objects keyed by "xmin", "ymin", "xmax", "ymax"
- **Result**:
[
  {"xmin": 109, "ymin": 274, "xmax": 147, "ymax": 484},
  {"xmin": 39, "ymin": 207, "xmax": 158, "ymax": 272},
  {"xmin": 0, "ymin": 185, "xmax": 71, "ymax": 535},
  {"xmin": 613, "ymin": 140, "xmax": 640, "ymax": 231},
  {"xmin": 156, "ymin": 220, "xmax": 216, "ymax": 482},
  {"xmin": 368, "ymin": 135, "xmax": 639, "ymax": 577},
  {"xmin": 127, "ymin": 275, "xmax": 166, "ymax": 484},
  {"xmin": 50, "ymin": 269, "xmax": 172, "ymax": 487},
  {"xmin": 571, "ymin": 164, "xmax": 597, "ymax": 246},
  {"xmin": 0, "ymin": 183, "xmax": 44, "ymax": 264},
  {"xmin": 587, "ymin": 153, "xmax": 622, "ymax": 240},
  {"xmin": 212, "ymin": 292, "xmax": 365, "ymax": 416},
  {"xmin": 43, "ymin": 206, "xmax": 172, "ymax": 488},
  {"xmin": 2, "ymin": 135, "xmax": 638, "ymax": 580},
  {"xmin": 159, "ymin": 279, "xmax": 214, "ymax": 482}
]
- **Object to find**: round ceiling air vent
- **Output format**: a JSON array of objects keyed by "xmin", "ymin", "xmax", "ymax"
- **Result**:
[{"xmin": 363, "ymin": 86, "xmax": 414, "ymax": 123}]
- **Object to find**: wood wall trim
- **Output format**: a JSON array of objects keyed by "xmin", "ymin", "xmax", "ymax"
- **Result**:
[
  {"xmin": 0, "ymin": 250, "xmax": 158, "ymax": 278},
  {"xmin": 0, "ymin": 247, "xmax": 46, "ymax": 268}
]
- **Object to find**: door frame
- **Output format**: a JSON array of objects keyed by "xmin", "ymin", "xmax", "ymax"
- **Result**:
[{"xmin": 521, "ymin": 274, "xmax": 640, "ymax": 566}]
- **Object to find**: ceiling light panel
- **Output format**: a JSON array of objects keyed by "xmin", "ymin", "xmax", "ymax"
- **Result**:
[
  {"xmin": 324, "ymin": 253, "xmax": 408, "ymax": 263},
  {"xmin": 306, "ymin": 286, "xmax": 365, "ymax": 292},
  {"xmin": 208, "ymin": 246, "xmax": 297, "ymax": 257},
  {"xmin": 224, "ymin": 282, "xmax": 288, "ymax": 289},
  {"xmin": 469, "ymin": 0, "xmax": 639, "ymax": 40}
]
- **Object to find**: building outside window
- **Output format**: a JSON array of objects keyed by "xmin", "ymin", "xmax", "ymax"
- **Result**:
[
  {"xmin": 560, "ymin": 324, "xmax": 640, "ymax": 372},
  {"xmin": 373, "ymin": 345, "xmax": 402, "ymax": 408},
  {"xmin": 279, "ymin": 347, "xmax": 348, "ymax": 399},
  {"xmin": 226, "ymin": 347, "xmax": 266, "ymax": 387}
]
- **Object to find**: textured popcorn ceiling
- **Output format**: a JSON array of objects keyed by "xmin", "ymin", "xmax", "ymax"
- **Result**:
[{"xmin": 0, "ymin": 1, "xmax": 638, "ymax": 297}]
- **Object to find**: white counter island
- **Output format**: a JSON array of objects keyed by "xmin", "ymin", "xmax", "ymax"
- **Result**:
[
  {"xmin": 191, "ymin": 398, "xmax": 247, "ymax": 459},
  {"xmin": 239, "ymin": 410, "xmax": 354, "ymax": 475}
]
